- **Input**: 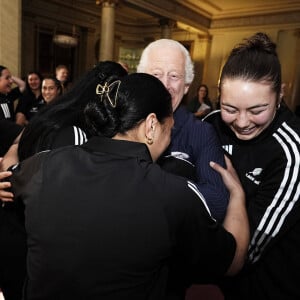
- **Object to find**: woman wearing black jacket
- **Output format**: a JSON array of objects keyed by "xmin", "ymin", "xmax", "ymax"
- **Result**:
[
  {"xmin": 8, "ymin": 72, "xmax": 248, "ymax": 299},
  {"xmin": 205, "ymin": 32, "xmax": 300, "ymax": 300}
]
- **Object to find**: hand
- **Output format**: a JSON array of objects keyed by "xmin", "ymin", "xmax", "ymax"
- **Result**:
[
  {"xmin": 0, "ymin": 171, "xmax": 14, "ymax": 202},
  {"xmin": 211, "ymin": 156, "xmax": 249, "ymax": 276},
  {"xmin": 0, "ymin": 143, "xmax": 20, "ymax": 172},
  {"xmin": 10, "ymin": 75, "xmax": 26, "ymax": 93},
  {"xmin": 209, "ymin": 155, "xmax": 243, "ymax": 195}
]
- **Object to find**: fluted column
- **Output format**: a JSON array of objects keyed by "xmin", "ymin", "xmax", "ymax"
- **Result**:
[
  {"xmin": 159, "ymin": 18, "xmax": 175, "ymax": 39},
  {"xmin": 97, "ymin": 0, "xmax": 119, "ymax": 61}
]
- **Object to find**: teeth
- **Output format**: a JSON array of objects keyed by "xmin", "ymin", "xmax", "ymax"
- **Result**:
[{"xmin": 237, "ymin": 127, "xmax": 254, "ymax": 133}]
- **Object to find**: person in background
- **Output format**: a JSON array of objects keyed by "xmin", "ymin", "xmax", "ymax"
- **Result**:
[
  {"xmin": 4, "ymin": 76, "xmax": 62, "ymax": 166},
  {"xmin": 9, "ymin": 72, "xmax": 249, "ymax": 299},
  {"xmin": 41, "ymin": 76, "xmax": 62, "ymax": 104},
  {"xmin": 15, "ymin": 71, "xmax": 43, "ymax": 126},
  {"xmin": 16, "ymin": 76, "xmax": 62, "ymax": 127},
  {"xmin": 0, "ymin": 65, "xmax": 26, "ymax": 122},
  {"xmin": 55, "ymin": 64, "xmax": 71, "ymax": 93},
  {"xmin": 0, "ymin": 61, "xmax": 127, "ymax": 175},
  {"xmin": 205, "ymin": 32, "xmax": 300, "ymax": 300},
  {"xmin": 137, "ymin": 39, "xmax": 228, "ymax": 223},
  {"xmin": 188, "ymin": 84, "xmax": 213, "ymax": 119},
  {"xmin": 17, "ymin": 62, "xmax": 127, "ymax": 162}
]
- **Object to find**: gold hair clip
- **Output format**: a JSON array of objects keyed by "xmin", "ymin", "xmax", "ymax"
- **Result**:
[{"xmin": 96, "ymin": 80, "xmax": 121, "ymax": 108}]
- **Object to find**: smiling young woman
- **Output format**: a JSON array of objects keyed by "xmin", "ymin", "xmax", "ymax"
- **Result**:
[{"xmin": 205, "ymin": 32, "xmax": 300, "ymax": 300}]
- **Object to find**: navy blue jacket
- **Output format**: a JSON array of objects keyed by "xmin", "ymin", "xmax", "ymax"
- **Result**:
[{"xmin": 159, "ymin": 105, "xmax": 229, "ymax": 222}]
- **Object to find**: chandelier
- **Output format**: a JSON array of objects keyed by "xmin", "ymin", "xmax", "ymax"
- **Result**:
[{"xmin": 53, "ymin": 25, "xmax": 78, "ymax": 48}]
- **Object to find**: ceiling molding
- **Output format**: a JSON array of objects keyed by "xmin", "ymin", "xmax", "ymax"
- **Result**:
[
  {"xmin": 211, "ymin": 11, "xmax": 300, "ymax": 30},
  {"xmin": 124, "ymin": 0, "xmax": 211, "ymax": 32}
]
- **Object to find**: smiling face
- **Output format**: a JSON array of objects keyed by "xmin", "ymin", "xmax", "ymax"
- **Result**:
[
  {"xmin": 42, "ymin": 79, "xmax": 60, "ymax": 103},
  {"xmin": 220, "ymin": 78, "xmax": 278, "ymax": 140},
  {"xmin": 0, "ymin": 69, "xmax": 13, "ymax": 94},
  {"xmin": 28, "ymin": 73, "xmax": 41, "ymax": 91},
  {"xmin": 144, "ymin": 46, "xmax": 190, "ymax": 111}
]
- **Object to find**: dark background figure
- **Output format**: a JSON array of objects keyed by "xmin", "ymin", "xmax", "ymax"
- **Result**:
[
  {"xmin": 15, "ymin": 71, "xmax": 43, "ymax": 126},
  {"xmin": 187, "ymin": 84, "xmax": 213, "ymax": 119},
  {"xmin": 0, "ymin": 65, "xmax": 26, "ymax": 122},
  {"xmin": 55, "ymin": 64, "xmax": 71, "ymax": 94}
]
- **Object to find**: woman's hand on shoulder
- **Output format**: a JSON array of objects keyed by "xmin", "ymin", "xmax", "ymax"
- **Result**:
[{"xmin": 210, "ymin": 155, "xmax": 244, "ymax": 198}]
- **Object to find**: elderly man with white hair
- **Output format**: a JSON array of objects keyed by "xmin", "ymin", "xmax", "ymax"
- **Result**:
[{"xmin": 137, "ymin": 39, "xmax": 228, "ymax": 222}]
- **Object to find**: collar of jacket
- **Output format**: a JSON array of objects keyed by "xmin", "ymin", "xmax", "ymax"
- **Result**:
[{"xmin": 81, "ymin": 135, "xmax": 153, "ymax": 162}]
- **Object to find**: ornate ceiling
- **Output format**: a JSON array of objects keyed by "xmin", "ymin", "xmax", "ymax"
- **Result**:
[{"xmin": 24, "ymin": 0, "xmax": 300, "ymax": 36}]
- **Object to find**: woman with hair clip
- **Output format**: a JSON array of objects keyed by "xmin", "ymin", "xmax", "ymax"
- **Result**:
[
  {"xmin": 205, "ymin": 32, "xmax": 300, "ymax": 299},
  {"xmin": 17, "ymin": 61, "xmax": 128, "ymax": 162},
  {"xmin": 0, "ymin": 61, "xmax": 128, "ymax": 173},
  {"xmin": 7, "ymin": 72, "xmax": 249, "ymax": 299},
  {"xmin": 0, "ymin": 61, "xmax": 128, "ymax": 300}
]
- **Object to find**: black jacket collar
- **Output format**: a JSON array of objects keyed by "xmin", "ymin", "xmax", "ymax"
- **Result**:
[{"xmin": 81, "ymin": 136, "xmax": 153, "ymax": 162}]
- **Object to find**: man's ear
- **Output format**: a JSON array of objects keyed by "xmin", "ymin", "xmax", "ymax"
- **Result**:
[{"xmin": 184, "ymin": 83, "xmax": 190, "ymax": 95}]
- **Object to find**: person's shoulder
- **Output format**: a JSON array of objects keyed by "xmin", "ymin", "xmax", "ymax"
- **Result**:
[
  {"xmin": 155, "ymin": 166, "xmax": 213, "ymax": 218},
  {"xmin": 203, "ymin": 109, "xmax": 221, "ymax": 123},
  {"xmin": 187, "ymin": 110, "xmax": 218, "ymax": 134},
  {"xmin": 151, "ymin": 162, "xmax": 205, "ymax": 200},
  {"xmin": 51, "ymin": 126, "xmax": 87, "ymax": 149},
  {"xmin": 269, "ymin": 105, "xmax": 300, "ymax": 138}
]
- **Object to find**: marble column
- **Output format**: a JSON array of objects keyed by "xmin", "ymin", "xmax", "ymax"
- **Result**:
[
  {"xmin": 0, "ymin": 0, "xmax": 22, "ymax": 75},
  {"xmin": 97, "ymin": 0, "xmax": 119, "ymax": 61},
  {"xmin": 159, "ymin": 18, "xmax": 175, "ymax": 39}
]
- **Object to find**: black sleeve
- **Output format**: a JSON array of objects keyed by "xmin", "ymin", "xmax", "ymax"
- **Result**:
[
  {"xmin": 0, "ymin": 120, "xmax": 23, "ymax": 156},
  {"xmin": 163, "ymin": 177, "xmax": 236, "ymax": 284},
  {"xmin": 8, "ymin": 87, "xmax": 22, "ymax": 102},
  {"xmin": 15, "ymin": 94, "xmax": 30, "ymax": 114},
  {"xmin": 51, "ymin": 126, "xmax": 87, "ymax": 149}
]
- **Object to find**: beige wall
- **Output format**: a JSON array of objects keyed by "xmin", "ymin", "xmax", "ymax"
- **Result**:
[
  {"xmin": 277, "ymin": 29, "xmax": 300, "ymax": 110},
  {"xmin": 0, "ymin": 0, "xmax": 21, "ymax": 76}
]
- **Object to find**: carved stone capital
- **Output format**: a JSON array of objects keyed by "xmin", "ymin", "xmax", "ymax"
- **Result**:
[{"xmin": 96, "ymin": 0, "xmax": 119, "ymax": 7}]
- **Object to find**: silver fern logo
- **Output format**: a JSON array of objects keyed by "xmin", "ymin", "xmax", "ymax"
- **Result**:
[
  {"xmin": 246, "ymin": 168, "xmax": 263, "ymax": 185},
  {"xmin": 170, "ymin": 151, "xmax": 190, "ymax": 160}
]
